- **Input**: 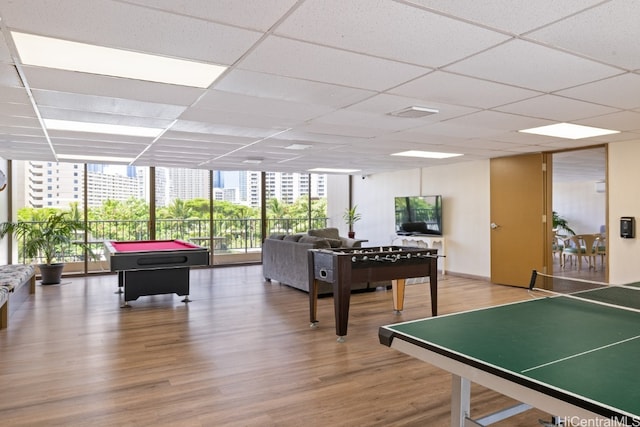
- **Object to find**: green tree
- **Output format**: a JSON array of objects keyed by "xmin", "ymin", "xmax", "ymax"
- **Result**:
[
  {"xmin": 185, "ymin": 198, "xmax": 210, "ymax": 219},
  {"xmin": 160, "ymin": 199, "xmax": 195, "ymax": 238}
]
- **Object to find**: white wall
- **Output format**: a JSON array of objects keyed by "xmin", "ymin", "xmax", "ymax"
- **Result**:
[
  {"xmin": 553, "ymin": 181, "xmax": 606, "ymax": 234},
  {"xmin": 352, "ymin": 168, "xmax": 421, "ymax": 244},
  {"xmin": 608, "ymin": 140, "xmax": 640, "ymax": 284},
  {"xmin": 331, "ymin": 161, "xmax": 491, "ymax": 279},
  {"xmin": 330, "ymin": 140, "xmax": 640, "ymax": 284},
  {"xmin": 421, "ymin": 161, "xmax": 491, "ymax": 278},
  {"xmin": 326, "ymin": 174, "xmax": 350, "ymax": 233}
]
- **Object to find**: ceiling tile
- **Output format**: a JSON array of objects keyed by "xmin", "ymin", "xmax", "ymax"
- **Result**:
[
  {"xmin": 556, "ymin": 73, "xmax": 640, "ymax": 110},
  {"xmin": 528, "ymin": 0, "xmax": 640, "ymax": 70},
  {"xmin": 0, "ymin": 86, "xmax": 30, "ymax": 104},
  {"xmin": 445, "ymin": 39, "xmax": 621, "ymax": 92},
  {"xmin": 32, "ymin": 90, "xmax": 187, "ymax": 120},
  {"xmin": 193, "ymin": 90, "xmax": 334, "ymax": 121},
  {"xmin": 124, "ymin": 0, "xmax": 299, "ymax": 31},
  {"xmin": 215, "ymin": 69, "xmax": 375, "ymax": 107},
  {"xmin": 238, "ymin": 36, "xmax": 431, "ymax": 91},
  {"xmin": 0, "ymin": 0, "xmax": 262, "ymax": 64},
  {"xmin": 22, "ymin": 67, "xmax": 205, "ymax": 106},
  {"xmin": 346, "ymin": 93, "xmax": 480, "ymax": 121},
  {"xmin": 407, "ymin": 0, "xmax": 605, "ymax": 34},
  {"xmin": 0, "ymin": 63, "xmax": 23, "ymax": 87},
  {"xmin": 390, "ymin": 71, "xmax": 541, "ymax": 109},
  {"xmin": 495, "ymin": 94, "xmax": 619, "ymax": 122},
  {"xmin": 276, "ymin": 0, "xmax": 509, "ymax": 67},
  {"xmin": 574, "ymin": 111, "xmax": 640, "ymax": 132}
]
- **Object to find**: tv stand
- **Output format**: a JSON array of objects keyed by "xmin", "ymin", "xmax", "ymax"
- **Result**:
[{"xmin": 391, "ymin": 234, "xmax": 446, "ymax": 275}]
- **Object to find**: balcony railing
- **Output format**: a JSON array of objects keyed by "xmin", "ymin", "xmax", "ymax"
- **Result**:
[{"xmin": 13, "ymin": 217, "xmax": 329, "ymax": 265}]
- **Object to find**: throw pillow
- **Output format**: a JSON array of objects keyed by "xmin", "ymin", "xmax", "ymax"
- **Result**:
[
  {"xmin": 283, "ymin": 234, "xmax": 303, "ymax": 242},
  {"xmin": 308, "ymin": 228, "xmax": 340, "ymax": 240},
  {"xmin": 298, "ymin": 236, "xmax": 331, "ymax": 249},
  {"xmin": 326, "ymin": 238, "xmax": 342, "ymax": 248}
]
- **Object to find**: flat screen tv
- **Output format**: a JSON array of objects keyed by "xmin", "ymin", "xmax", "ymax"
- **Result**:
[{"xmin": 394, "ymin": 195, "xmax": 442, "ymax": 236}]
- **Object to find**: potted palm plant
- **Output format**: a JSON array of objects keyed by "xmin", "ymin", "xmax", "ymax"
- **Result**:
[
  {"xmin": 0, "ymin": 211, "xmax": 86, "ymax": 284},
  {"xmin": 552, "ymin": 211, "xmax": 575, "ymax": 236},
  {"xmin": 343, "ymin": 205, "xmax": 362, "ymax": 238}
]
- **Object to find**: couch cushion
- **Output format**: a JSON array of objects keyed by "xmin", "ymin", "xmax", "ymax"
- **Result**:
[
  {"xmin": 298, "ymin": 235, "xmax": 331, "ymax": 249},
  {"xmin": 0, "ymin": 287, "xmax": 9, "ymax": 307},
  {"xmin": 308, "ymin": 228, "xmax": 340, "ymax": 240},
  {"xmin": 326, "ymin": 238, "xmax": 342, "ymax": 248},
  {"xmin": 0, "ymin": 264, "xmax": 36, "ymax": 292},
  {"xmin": 283, "ymin": 234, "xmax": 304, "ymax": 242},
  {"xmin": 268, "ymin": 233, "xmax": 287, "ymax": 240}
]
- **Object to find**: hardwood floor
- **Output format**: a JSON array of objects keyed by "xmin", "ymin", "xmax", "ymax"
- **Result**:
[
  {"xmin": 0, "ymin": 267, "xmax": 555, "ymax": 426},
  {"xmin": 551, "ymin": 251, "xmax": 607, "ymax": 282}
]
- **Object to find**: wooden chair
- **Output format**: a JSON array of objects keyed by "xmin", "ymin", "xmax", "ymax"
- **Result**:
[
  {"xmin": 561, "ymin": 236, "xmax": 577, "ymax": 269},
  {"xmin": 563, "ymin": 234, "xmax": 598, "ymax": 271},
  {"xmin": 552, "ymin": 235, "xmax": 565, "ymax": 267},
  {"xmin": 595, "ymin": 234, "xmax": 606, "ymax": 269}
]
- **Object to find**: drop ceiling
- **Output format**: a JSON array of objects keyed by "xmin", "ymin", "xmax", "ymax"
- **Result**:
[{"xmin": 0, "ymin": 0, "xmax": 638, "ymax": 175}]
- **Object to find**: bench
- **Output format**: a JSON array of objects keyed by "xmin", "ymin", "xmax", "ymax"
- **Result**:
[{"xmin": 0, "ymin": 264, "xmax": 36, "ymax": 329}]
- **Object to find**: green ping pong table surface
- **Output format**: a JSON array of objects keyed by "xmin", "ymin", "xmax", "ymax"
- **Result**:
[{"xmin": 379, "ymin": 284, "xmax": 640, "ymax": 426}]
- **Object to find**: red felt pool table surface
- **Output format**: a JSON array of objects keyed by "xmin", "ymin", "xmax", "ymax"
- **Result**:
[{"xmin": 110, "ymin": 240, "xmax": 200, "ymax": 252}]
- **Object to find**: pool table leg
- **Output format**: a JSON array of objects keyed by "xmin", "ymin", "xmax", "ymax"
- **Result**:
[{"xmin": 115, "ymin": 271, "xmax": 124, "ymax": 294}]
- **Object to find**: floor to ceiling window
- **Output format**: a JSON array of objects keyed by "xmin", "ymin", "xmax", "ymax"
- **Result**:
[{"xmin": 7, "ymin": 161, "xmax": 327, "ymax": 274}]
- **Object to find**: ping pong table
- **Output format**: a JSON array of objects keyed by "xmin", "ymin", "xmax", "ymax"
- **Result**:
[{"xmin": 379, "ymin": 283, "xmax": 640, "ymax": 426}]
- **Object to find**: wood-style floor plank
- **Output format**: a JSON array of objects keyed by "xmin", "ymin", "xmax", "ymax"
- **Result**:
[{"xmin": 0, "ymin": 267, "xmax": 554, "ymax": 426}]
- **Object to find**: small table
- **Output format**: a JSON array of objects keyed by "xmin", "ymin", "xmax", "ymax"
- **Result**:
[
  {"xmin": 391, "ymin": 234, "xmax": 446, "ymax": 275},
  {"xmin": 104, "ymin": 239, "xmax": 209, "ymax": 307}
]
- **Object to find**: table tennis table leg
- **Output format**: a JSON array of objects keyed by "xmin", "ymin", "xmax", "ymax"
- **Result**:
[
  {"xmin": 451, "ymin": 374, "xmax": 471, "ymax": 427},
  {"xmin": 451, "ymin": 374, "xmax": 533, "ymax": 426}
]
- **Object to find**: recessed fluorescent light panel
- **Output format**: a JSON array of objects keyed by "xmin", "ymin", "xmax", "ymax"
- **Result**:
[
  {"xmin": 519, "ymin": 123, "xmax": 619, "ymax": 140},
  {"xmin": 11, "ymin": 31, "xmax": 226, "ymax": 88},
  {"xmin": 308, "ymin": 168, "xmax": 361, "ymax": 174},
  {"xmin": 392, "ymin": 150, "xmax": 463, "ymax": 159},
  {"xmin": 44, "ymin": 119, "xmax": 163, "ymax": 138},
  {"xmin": 243, "ymin": 158, "xmax": 263, "ymax": 164},
  {"xmin": 57, "ymin": 154, "xmax": 135, "ymax": 163},
  {"xmin": 285, "ymin": 144, "xmax": 313, "ymax": 150}
]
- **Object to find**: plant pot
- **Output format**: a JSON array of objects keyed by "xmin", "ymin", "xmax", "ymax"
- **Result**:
[
  {"xmin": 348, "ymin": 231, "xmax": 355, "ymax": 238},
  {"xmin": 38, "ymin": 263, "xmax": 65, "ymax": 285}
]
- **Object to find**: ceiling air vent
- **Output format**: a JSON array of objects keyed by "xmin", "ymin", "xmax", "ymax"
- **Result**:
[{"xmin": 388, "ymin": 106, "xmax": 439, "ymax": 118}]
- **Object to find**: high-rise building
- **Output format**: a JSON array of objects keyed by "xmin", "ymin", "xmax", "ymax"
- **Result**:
[
  {"xmin": 26, "ymin": 161, "xmax": 83, "ymax": 208},
  {"xmin": 263, "ymin": 172, "xmax": 326, "ymax": 204},
  {"xmin": 86, "ymin": 166, "xmax": 145, "ymax": 207},
  {"xmin": 21, "ymin": 162, "xmax": 326, "ymax": 209},
  {"xmin": 165, "ymin": 168, "xmax": 209, "ymax": 202},
  {"xmin": 24, "ymin": 161, "xmax": 146, "ymax": 208}
]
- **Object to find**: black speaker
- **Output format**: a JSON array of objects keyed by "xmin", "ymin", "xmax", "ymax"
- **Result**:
[{"xmin": 621, "ymin": 217, "xmax": 635, "ymax": 238}]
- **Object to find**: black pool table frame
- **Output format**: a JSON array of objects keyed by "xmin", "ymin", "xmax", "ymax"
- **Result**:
[{"xmin": 104, "ymin": 240, "xmax": 209, "ymax": 307}]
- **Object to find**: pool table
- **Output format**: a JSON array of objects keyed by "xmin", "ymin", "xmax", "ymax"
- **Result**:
[{"xmin": 104, "ymin": 239, "xmax": 209, "ymax": 307}]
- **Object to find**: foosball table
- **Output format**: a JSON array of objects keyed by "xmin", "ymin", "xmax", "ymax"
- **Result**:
[{"xmin": 307, "ymin": 245, "xmax": 439, "ymax": 342}]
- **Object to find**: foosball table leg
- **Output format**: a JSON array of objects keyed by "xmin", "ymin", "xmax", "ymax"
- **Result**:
[{"xmin": 392, "ymin": 278, "xmax": 406, "ymax": 312}]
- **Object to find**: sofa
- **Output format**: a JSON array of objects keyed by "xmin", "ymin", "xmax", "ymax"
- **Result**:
[
  {"xmin": 0, "ymin": 264, "xmax": 36, "ymax": 329},
  {"xmin": 262, "ymin": 227, "xmax": 384, "ymax": 295}
]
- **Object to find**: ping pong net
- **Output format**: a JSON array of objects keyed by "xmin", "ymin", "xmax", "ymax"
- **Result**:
[{"xmin": 528, "ymin": 269, "xmax": 640, "ymax": 312}]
